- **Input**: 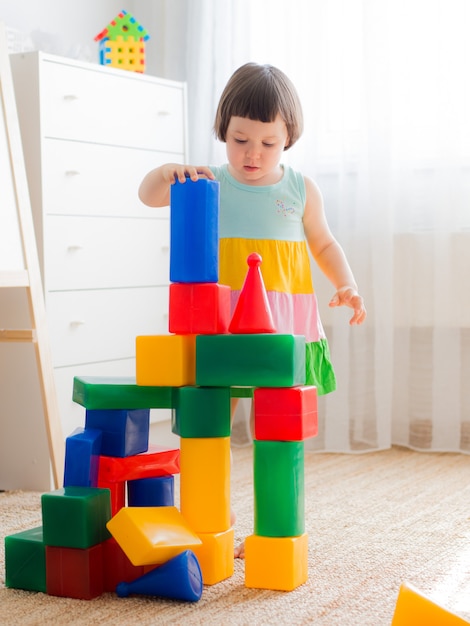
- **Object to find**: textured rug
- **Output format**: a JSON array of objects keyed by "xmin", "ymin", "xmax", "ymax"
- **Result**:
[{"xmin": 1, "ymin": 446, "xmax": 470, "ymax": 625}]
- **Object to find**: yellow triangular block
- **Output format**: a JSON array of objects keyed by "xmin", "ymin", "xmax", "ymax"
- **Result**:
[
  {"xmin": 391, "ymin": 582, "xmax": 469, "ymax": 625},
  {"xmin": 107, "ymin": 506, "xmax": 201, "ymax": 566}
]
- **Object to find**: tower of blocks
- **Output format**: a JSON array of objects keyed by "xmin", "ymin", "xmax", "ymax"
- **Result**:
[{"xmin": 4, "ymin": 177, "xmax": 318, "ymax": 602}]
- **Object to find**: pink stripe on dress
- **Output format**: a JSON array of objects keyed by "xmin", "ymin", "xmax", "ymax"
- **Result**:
[{"xmin": 229, "ymin": 290, "xmax": 325, "ymax": 343}]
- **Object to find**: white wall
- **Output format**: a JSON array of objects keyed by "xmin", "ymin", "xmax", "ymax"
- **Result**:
[{"xmin": 0, "ymin": 0, "xmax": 185, "ymax": 79}]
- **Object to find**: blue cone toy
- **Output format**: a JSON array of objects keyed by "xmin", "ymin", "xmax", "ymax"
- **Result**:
[{"xmin": 116, "ymin": 550, "xmax": 203, "ymax": 602}]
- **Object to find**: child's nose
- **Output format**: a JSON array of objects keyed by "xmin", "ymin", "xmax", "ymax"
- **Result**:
[{"xmin": 246, "ymin": 144, "xmax": 260, "ymax": 158}]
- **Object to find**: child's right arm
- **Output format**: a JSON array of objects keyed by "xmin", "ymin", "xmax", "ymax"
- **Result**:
[{"xmin": 138, "ymin": 163, "xmax": 215, "ymax": 207}]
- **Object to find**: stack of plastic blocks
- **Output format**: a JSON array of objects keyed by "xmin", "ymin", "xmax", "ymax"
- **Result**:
[
  {"xmin": 4, "ymin": 176, "xmax": 319, "ymax": 601},
  {"xmin": 133, "ymin": 178, "xmax": 318, "ymax": 592},
  {"xmin": 4, "ymin": 382, "xmax": 200, "ymax": 600}
]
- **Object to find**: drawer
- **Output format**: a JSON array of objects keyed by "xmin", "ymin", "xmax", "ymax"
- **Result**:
[
  {"xmin": 47, "ymin": 286, "xmax": 169, "ymax": 367},
  {"xmin": 44, "ymin": 215, "xmax": 170, "ymax": 290},
  {"xmin": 41, "ymin": 139, "xmax": 175, "ymax": 218},
  {"xmin": 39, "ymin": 59, "xmax": 186, "ymax": 152}
]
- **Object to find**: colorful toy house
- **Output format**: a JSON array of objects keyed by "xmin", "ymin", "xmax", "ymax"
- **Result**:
[{"xmin": 94, "ymin": 10, "xmax": 150, "ymax": 73}]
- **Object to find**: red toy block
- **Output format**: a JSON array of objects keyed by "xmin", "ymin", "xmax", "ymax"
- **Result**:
[
  {"xmin": 102, "ymin": 538, "xmax": 145, "ymax": 592},
  {"xmin": 229, "ymin": 253, "xmax": 276, "ymax": 334},
  {"xmin": 169, "ymin": 282, "xmax": 231, "ymax": 334},
  {"xmin": 98, "ymin": 480, "xmax": 125, "ymax": 516},
  {"xmin": 254, "ymin": 386, "xmax": 318, "ymax": 441},
  {"xmin": 98, "ymin": 444, "xmax": 180, "ymax": 484},
  {"xmin": 46, "ymin": 543, "xmax": 103, "ymax": 600}
]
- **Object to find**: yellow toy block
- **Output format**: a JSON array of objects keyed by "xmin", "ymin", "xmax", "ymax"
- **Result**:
[
  {"xmin": 192, "ymin": 528, "xmax": 234, "ymax": 585},
  {"xmin": 244, "ymin": 533, "xmax": 308, "ymax": 591},
  {"xmin": 180, "ymin": 437, "xmax": 231, "ymax": 533},
  {"xmin": 136, "ymin": 335, "xmax": 196, "ymax": 386},
  {"xmin": 106, "ymin": 506, "xmax": 201, "ymax": 566},
  {"xmin": 391, "ymin": 582, "xmax": 469, "ymax": 625}
]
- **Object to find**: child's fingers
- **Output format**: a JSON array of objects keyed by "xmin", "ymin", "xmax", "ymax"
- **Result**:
[
  {"xmin": 349, "ymin": 297, "xmax": 367, "ymax": 325},
  {"xmin": 172, "ymin": 165, "xmax": 215, "ymax": 183},
  {"xmin": 329, "ymin": 289, "xmax": 367, "ymax": 325}
]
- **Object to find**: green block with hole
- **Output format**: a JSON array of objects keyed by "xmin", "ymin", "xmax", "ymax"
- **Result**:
[
  {"xmin": 254, "ymin": 440, "xmax": 305, "ymax": 537},
  {"xmin": 172, "ymin": 386, "xmax": 231, "ymax": 438},
  {"xmin": 4, "ymin": 526, "xmax": 46, "ymax": 592},
  {"xmin": 73, "ymin": 376, "xmax": 175, "ymax": 409},
  {"xmin": 42, "ymin": 487, "xmax": 111, "ymax": 549},
  {"xmin": 196, "ymin": 334, "xmax": 306, "ymax": 387}
]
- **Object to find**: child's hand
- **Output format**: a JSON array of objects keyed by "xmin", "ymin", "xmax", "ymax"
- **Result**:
[
  {"xmin": 161, "ymin": 164, "xmax": 215, "ymax": 185},
  {"xmin": 329, "ymin": 286, "xmax": 367, "ymax": 325}
]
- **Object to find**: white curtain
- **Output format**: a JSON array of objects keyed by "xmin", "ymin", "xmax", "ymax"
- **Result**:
[{"xmin": 173, "ymin": 0, "xmax": 470, "ymax": 453}]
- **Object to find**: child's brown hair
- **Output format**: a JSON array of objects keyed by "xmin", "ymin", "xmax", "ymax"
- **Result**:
[{"xmin": 214, "ymin": 63, "xmax": 304, "ymax": 150}]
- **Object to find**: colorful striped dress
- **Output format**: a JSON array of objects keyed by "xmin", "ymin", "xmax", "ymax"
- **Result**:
[{"xmin": 210, "ymin": 164, "xmax": 336, "ymax": 395}]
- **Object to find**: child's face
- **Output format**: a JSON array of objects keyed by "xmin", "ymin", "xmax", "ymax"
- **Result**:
[{"xmin": 225, "ymin": 115, "xmax": 289, "ymax": 185}]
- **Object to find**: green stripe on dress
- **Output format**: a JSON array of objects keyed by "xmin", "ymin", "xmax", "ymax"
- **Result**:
[{"xmin": 306, "ymin": 339, "xmax": 337, "ymax": 395}]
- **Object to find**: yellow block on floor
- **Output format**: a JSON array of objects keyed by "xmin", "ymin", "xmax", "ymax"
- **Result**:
[
  {"xmin": 136, "ymin": 335, "xmax": 196, "ymax": 386},
  {"xmin": 244, "ymin": 533, "xmax": 308, "ymax": 591},
  {"xmin": 391, "ymin": 582, "xmax": 469, "ymax": 625},
  {"xmin": 180, "ymin": 437, "xmax": 231, "ymax": 533},
  {"xmin": 106, "ymin": 506, "xmax": 201, "ymax": 566},
  {"xmin": 192, "ymin": 528, "xmax": 234, "ymax": 585}
]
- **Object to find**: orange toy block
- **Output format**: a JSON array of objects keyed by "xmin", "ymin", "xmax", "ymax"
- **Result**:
[
  {"xmin": 180, "ymin": 437, "xmax": 231, "ymax": 533},
  {"xmin": 244, "ymin": 533, "xmax": 308, "ymax": 591},
  {"xmin": 106, "ymin": 506, "xmax": 201, "ymax": 566},
  {"xmin": 192, "ymin": 528, "xmax": 234, "ymax": 585},
  {"xmin": 136, "ymin": 335, "xmax": 196, "ymax": 386},
  {"xmin": 391, "ymin": 582, "xmax": 469, "ymax": 625}
]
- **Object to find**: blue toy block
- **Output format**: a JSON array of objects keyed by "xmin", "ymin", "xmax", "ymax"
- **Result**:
[
  {"xmin": 116, "ymin": 549, "xmax": 203, "ymax": 602},
  {"xmin": 127, "ymin": 475, "xmax": 175, "ymax": 507},
  {"xmin": 63, "ymin": 427, "xmax": 102, "ymax": 487},
  {"xmin": 169, "ymin": 178, "xmax": 220, "ymax": 283},
  {"xmin": 85, "ymin": 409, "xmax": 150, "ymax": 457},
  {"xmin": 4, "ymin": 526, "xmax": 46, "ymax": 592}
]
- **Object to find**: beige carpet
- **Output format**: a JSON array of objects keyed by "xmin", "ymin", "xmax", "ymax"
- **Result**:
[{"xmin": 1, "ymin": 446, "xmax": 470, "ymax": 625}]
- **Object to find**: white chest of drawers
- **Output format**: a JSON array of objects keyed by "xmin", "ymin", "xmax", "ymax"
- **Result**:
[{"xmin": 10, "ymin": 52, "xmax": 187, "ymax": 439}]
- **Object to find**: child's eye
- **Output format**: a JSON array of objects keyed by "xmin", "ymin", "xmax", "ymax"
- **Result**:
[
  {"xmin": 234, "ymin": 138, "xmax": 247, "ymax": 144},
  {"xmin": 263, "ymin": 142, "xmax": 275, "ymax": 147}
]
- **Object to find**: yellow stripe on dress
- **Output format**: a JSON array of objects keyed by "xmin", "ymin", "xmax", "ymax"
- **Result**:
[{"xmin": 219, "ymin": 238, "xmax": 314, "ymax": 294}]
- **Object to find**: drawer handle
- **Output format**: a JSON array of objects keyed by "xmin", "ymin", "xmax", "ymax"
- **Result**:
[
  {"xmin": 67, "ymin": 245, "xmax": 84, "ymax": 252},
  {"xmin": 157, "ymin": 110, "xmax": 170, "ymax": 116},
  {"xmin": 65, "ymin": 170, "xmax": 81, "ymax": 177},
  {"xmin": 161, "ymin": 245, "xmax": 169, "ymax": 252},
  {"xmin": 63, "ymin": 94, "xmax": 79, "ymax": 101},
  {"xmin": 70, "ymin": 320, "xmax": 86, "ymax": 327}
]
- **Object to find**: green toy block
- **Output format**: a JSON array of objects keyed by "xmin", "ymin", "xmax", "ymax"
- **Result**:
[
  {"xmin": 254, "ymin": 440, "xmax": 305, "ymax": 537},
  {"xmin": 42, "ymin": 487, "xmax": 111, "ymax": 549},
  {"xmin": 172, "ymin": 386, "xmax": 231, "ymax": 438},
  {"xmin": 4, "ymin": 526, "xmax": 46, "ymax": 592},
  {"xmin": 73, "ymin": 376, "xmax": 175, "ymax": 410},
  {"xmin": 230, "ymin": 387, "xmax": 254, "ymax": 398},
  {"xmin": 196, "ymin": 334, "xmax": 306, "ymax": 387}
]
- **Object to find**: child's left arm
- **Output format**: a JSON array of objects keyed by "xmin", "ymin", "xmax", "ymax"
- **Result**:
[{"xmin": 302, "ymin": 176, "xmax": 366, "ymax": 325}]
